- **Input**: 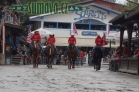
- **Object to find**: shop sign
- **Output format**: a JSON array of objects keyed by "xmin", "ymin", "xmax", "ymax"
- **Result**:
[
  {"xmin": 7, "ymin": 2, "xmax": 90, "ymax": 14},
  {"xmin": 74, "ymin": 10, "xmax": 107, "ymax": 21},
  {"xmin": 82, "ymin": 31, "xmax": 97, "ymax": 36}
]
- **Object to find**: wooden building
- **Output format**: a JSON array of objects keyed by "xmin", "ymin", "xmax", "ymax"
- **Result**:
[
  {"xmin": 109, "ymin": 5, "xmax": 139, "ymax": 75},
  {"xmin": 0, "ymin": 0, "xmax": 25, "ymax": 65}
]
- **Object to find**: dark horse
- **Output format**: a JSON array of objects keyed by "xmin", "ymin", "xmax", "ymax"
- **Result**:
[
  {"xmin": 93, "ymin": 46, "xmax": 103, "ymax": 71},
  {"xmin": 67, "ymin": 43, "xmax": 77, "ymax": 69},
  {"xmin": 46, "ymin": 44, "xmax": 54, "ymax": 68},
  {"xmin": 32, "ymin": 40, "xmax": 40, "ymax": 68}
]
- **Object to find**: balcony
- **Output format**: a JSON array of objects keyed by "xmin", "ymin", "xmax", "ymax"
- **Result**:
[{"xmin": 4, "ymin": 10, "xmax": 20, "ymax": 25}]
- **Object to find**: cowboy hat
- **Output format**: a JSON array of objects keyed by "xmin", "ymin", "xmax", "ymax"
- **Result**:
[
  {"xmin": 71, "ymin": 33, "xmax": 74, "ymax": 35},
  {"xmin": 50, "ymin": 33, "xmax": 54, "ymax": 35}
]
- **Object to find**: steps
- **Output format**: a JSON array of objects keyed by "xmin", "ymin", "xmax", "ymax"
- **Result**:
[{"xmin": 11, "ymin": 55, "xmax": 23, "ymax": 65}]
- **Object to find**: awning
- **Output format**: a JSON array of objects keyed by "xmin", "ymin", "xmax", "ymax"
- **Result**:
[{"xmin": 5, "ymin": 23, "xmax": 24, "ymax": 31}]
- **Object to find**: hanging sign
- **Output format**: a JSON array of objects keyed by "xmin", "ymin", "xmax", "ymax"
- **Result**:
[{"xmin": 7, "ymin": 2, "xmax": 90, "ymax": 14}]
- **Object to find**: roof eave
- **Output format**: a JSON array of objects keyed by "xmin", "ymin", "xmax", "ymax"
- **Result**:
[{"xmin": 109, "ymin": 13, "xmax": 125, "ymax": 23}]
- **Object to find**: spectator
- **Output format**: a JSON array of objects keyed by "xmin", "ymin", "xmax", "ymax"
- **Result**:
[
  {"xmin": 0, "ymin": 7, "xmax": 4, "ymax": 23},
  {"xmin": 122, "ymin": 43, "xmax": 127, "ymax": 57},
  {"xmin": 80, "ymin": 50, "xmax": 85, "ymax": 66},
  {"xmin": 133, "ymin": 50, "xmax": 138, "ymax": 58},
  {"xmin": 56, "ymin": 51, "xmax": 62, "ymax": 65},
  {"xmin": 6, "ymin": 35, "xmax": 15, "ymax": 48}
]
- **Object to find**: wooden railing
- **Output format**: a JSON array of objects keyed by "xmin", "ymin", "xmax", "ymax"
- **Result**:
[{"xmin": 119, "ymin": 58, "xmax": 139, "ymax": 75}]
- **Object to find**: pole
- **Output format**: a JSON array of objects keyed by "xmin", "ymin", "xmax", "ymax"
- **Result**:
[
  {"xmin": 110, "ymin": 39, "xmax": 111, "ymax": 58},
  {"xmin": 2, "ymin": 24, "xmax": 5, "ymax": 54}
]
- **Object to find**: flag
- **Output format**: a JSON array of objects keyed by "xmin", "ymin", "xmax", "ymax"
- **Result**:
[
  {"xmin": 73, "ymin": 23, "xmax": 78, "ymax": 35},
  {"xmin": 101, "ymin": 32, "xmax": 107, "ymax": 46},
  {"xmin": 108, "ymin": 29, "xmax": 110, "ymax": 34},
  {"xmin": 26, "ymin": 28, "xmax": 32, "ymax": 43}
]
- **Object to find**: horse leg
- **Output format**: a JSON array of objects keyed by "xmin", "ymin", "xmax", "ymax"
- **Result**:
[
  {"xmin": 96, "ymin": 59, "xmax": 99, "ymax": 71},
  {"xmin": 50, "ymin": 58, "xmax": 53, "ymax": 68},
  {"xmin": 68, "ymin": 59, "xmax": 71, "ymax": 69},
  {"xmin": 33, "ymin": 56, "xmax": 36, "ymax": 68},
  {"xmin": 47, "ymin": 58, "xmax": 50, "ymax": 68},
  {"xmin": 72, "ymin": 59, "xmax": 75, "ymax": 69},
  {"xmin": 36, "ymin": 56, "xmax": 39, "ymax": 68},
  {"xmin": 94, "ymin": 58, "xmax": 96, "ymax": 69},
  {"xmin": 98, "ymin": 58, "xmax": 101, "ymax": 70}
]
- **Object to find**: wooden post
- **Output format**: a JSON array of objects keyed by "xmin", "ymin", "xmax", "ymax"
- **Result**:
[
  {"xmin": 119, "ymin": 27, "xmax": 124, "ymax": 57},
  {"xmin": 137, "ymin": 22, "xmax": 139, "ymax": 49},
  {"xmin": 2, "ymin": 24, "xmax": 5, "ymax": 54},
  {"xmin": 127, "ymin": 23, "xmax": 133, "ymax": 57}
]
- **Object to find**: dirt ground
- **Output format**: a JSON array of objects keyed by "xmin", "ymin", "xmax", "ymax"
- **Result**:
[{"xmin": 0, "ymin": 65, "xmax": 139, "ymax": 92}]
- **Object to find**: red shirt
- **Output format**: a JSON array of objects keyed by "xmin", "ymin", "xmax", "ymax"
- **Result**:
[
  {"xmin": 31, "ymin": 34, "xmax": 41, "ymax": 43},
  {"xmin": 46, "ymin": 37, "xmax": 56, "ymax": 44},
  {"xmin": 68, "ymin": 37, "xmax": 76, "ymax": 44},
  {"xmin": 123, "ymin": 46, "xmax": 127, "ymax": 55},
  {"xmin": 115, "ymin": 54, "xmax": 119, "ymax": 58},
  {"xmin": 80, "ymin": 51, "xmax": 85, "ymax": 58},
  {"xmin": 95, "ymin": 37, "xmax": 102, "ymax": 45}
]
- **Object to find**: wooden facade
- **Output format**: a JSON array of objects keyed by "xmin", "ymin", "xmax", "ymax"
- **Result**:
[{"xmin": 109, "ymin": 5, "xmax": 139, "ymax": 75}]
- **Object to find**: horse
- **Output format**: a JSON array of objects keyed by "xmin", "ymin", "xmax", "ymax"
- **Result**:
[
  {"xmin": 32, "ymin": 40, "xmax": 40, "ymax": 68},
  {"xmin": 46, "ymin": 44, "xmax": 54, "ymax": 68},
  {"xmin": 93, "ymin": 46, "xmax": 103, "ymax": 71},
  {"xmin": 67, "ymin": 43, "xmax": 77, "ymax": 69}
]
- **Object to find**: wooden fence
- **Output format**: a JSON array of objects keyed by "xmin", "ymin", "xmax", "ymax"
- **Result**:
[{"xmin": 119, "ymin": 58, "xmax": 139, "ymax": 75}]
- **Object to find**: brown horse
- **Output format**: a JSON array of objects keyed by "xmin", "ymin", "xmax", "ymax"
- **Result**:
[
  {"xmin": 67, "ymin": 43, "xmax": 77, "ymax": 69},
  {"xmin": 32, "ymin": 40, "xmax": 40, "ymax": 68},
  {"xmin": 46, "ymin": 44, "xmax": 54, "ymax": 68}
]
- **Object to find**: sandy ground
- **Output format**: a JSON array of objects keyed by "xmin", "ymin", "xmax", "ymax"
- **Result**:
[{"xmin": 0, "ymin": 65, "xmax": 139, "ymax": 92}]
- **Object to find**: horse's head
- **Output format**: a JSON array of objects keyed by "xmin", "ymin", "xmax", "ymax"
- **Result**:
[
  {"xmin": 32, "ymin": 40, "xmax": 37, "ymax": 48},
  {"xmin": 69, "ymin": 43, "xmax": 75, "ymax": 50},
  {"xmin": 47, "ymin": 44, "xmax": 54, "ymax": 55},
  {"xmin": 47, "ymin": 44, "xmax": 54, "ymax": 49}
]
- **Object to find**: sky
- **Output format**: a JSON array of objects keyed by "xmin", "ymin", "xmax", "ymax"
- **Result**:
[{"xmin": 116, "ymin": 0, "xmax": 127, "ymax": 4}]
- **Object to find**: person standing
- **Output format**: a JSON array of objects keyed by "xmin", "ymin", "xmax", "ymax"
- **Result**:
[{"xmin": 80, "ymin": 50, "xmax": 85, "ymax": 66}]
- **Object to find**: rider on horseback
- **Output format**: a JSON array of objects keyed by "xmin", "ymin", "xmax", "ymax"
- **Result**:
[
  {"xmin": 64, "ymin": 33, "xmax": 79, "ymax": 59},
  {"xmin": 92, "ymin": 34, "xmax": 102, "ymax": 52},
  {"xmin": 31, "ymin": 30, "xmax": 42, "ymax": 53},
  {"xmin": 44, "ymin": 33, "xmax": 57, "ymax": 58}
]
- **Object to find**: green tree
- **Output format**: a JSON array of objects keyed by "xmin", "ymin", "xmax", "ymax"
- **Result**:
[{"xmin": 125, "ymin": 0, "xmax": 138, "ymax": 10}]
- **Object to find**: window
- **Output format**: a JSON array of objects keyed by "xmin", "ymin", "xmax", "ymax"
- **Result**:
[
  {"xmin": 44, "ymin": 22, "xmax": 56, "ymax": 28},
  {"xmin": 110, "ymin": 25, "xmax": 120, "ymax": 32},
  {"xmin": 58, "ymin": 23, "xmax": 70, "ymax": 29},
  {"xmin": 75, "ymin": 24, "xmax": 89, "ymax": 30},
  {"xmin": 91, "ymin": 25, "xmax": 106, "ymax": 30}
]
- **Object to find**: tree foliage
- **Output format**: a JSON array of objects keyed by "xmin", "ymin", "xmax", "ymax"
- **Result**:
[{"xmin": 124, "ymin": 0, "xmax": 138, "ymax": 10}]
